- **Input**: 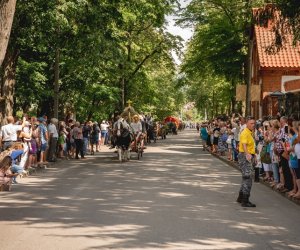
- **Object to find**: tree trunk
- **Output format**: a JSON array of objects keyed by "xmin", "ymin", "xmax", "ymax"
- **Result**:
[
  {"xmin": 231, "ymin": 79, "xmax": 236, "ymax": 113},
  {"xmin": 245, "ymin": 0, "xmax": 253, "ymax": 117},
  {"xmin": 121, "ymin": 77, "xmax": 125, "ymax": 109},
  {"xmin": 0, "ymin": 48, "xmax": 18, "ymax": 124},
  {"xmin": 87, "ymin": 94, "xmax": 96, "ymax": 121},
  {"xmin": 38, "ymin": 97, "xmax": 53, "ymax": 118},
  {"xmin": 245, "ymin": 37, "xmax": 253, "ymax": 116},
  {"xmin": 0, "ymin": 0, "xmax": 17, "ymax": 67},
  {"xmin": 53, "ymin": 48, "xmax": 60, "ymax": 119}
]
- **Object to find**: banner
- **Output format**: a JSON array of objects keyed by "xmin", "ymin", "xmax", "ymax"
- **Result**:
[
  {"xmin": 236, "ymin": 85, "xmax": 246, "ymax": 101},
  {"xmin": 236, "ymin": 85, "xmax": 261, "ymax": 101},
  {"xmin": 250, "ymin": 85, "xmax": 261, "ymax": 101}
]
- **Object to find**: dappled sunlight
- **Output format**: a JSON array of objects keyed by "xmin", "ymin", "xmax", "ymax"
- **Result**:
[
  {"xmin": 145, "ymin": 147, "xmax": 193, "ymax": 155},
  {"xmin": 160, "ymin": 238, "xmax": 253, "ymax": 249},
  {"xmin": 231, "ymin": 223, "xmax": 288, "ymax": 235},
  {"xmin": 117, "ymin": 205, "xmax": 151, "ymax": 213},
  {"xmin": 159, "ymin": 192, "xmax": 190, "ymax": 198},
  {"xmin": 271, "ymin": 240, "xmax": 300, "ymax": 250}
]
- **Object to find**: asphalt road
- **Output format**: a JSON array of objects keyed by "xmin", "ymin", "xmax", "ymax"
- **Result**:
[{"xmin": 0, "ymin": 130, "xmax": 300, "ymax": 250}]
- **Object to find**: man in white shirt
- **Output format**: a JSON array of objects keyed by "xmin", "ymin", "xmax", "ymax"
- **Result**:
[
  {"xmin": 100, "ymin": 120, "xmax": 110, "ymax": 145},
  {"xmin": 0, "ymin": 116, "xmax": 26, "ymax": 150},
  {"xmin": 47, "ymin": 118, "xmax": 59, "ymax": 162}
]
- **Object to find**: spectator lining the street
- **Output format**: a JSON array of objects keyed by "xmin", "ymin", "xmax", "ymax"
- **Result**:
[
  {"xmin": 293, "ymin": 128, "xmax": 300, "ymax": 199},
  {"xmin": 200, "ymin": 124, "xmax": 208, "ymax": 151},
  {"xmin": 0, "ymin": 156, "xmax": 15, "ymax": 191},
  {"xmin": 47, "ymin": 118, "xmax": 58, "ymax": 162},
  {"xmin": 269, "ymin": 120, "xmax": 280, "ymax": 189},
  {"xmin": 90, "ymin": 122, "xmax": 100, "ymax": 154},
  {"xmin": 226, "ymin": 128, "xmax": 234, "ymax": 161},
  {"xmin": 212, "ymin": 122, "xmax": 220, "ymax": 153},
  {"xmin": 82, "ymin": 121, "xmax": 91, "ymax": 155},
  {"xmin": 288, "ymin": 128, "xmax": 298, "ymax": 197},
  {"xmin": 0, "ymin": 116, "xmax": 26, "ymax": 150},
  {"xmin": 100, "ymin": 120, "xmax": 109, "ymax": 145},
  {"xmin": 37, "ymin": 117, "xmax": 49, "ymax": 165},
  {"xmin": 73, "ymin": 122, "xmax": 85, "ymax": 159}
]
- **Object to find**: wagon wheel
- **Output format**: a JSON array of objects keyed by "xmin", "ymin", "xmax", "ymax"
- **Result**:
[{"xmin": 136, "ymin": 140, "xmax": 143, "ymax": 160}]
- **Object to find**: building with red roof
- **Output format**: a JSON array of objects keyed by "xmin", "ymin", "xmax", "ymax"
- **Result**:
[{"xmin": 251, "ymin": 9, "xmax": 300, "ymax": 119}]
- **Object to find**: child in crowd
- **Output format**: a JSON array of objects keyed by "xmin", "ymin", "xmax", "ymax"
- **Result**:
[
  {"xmin": 226, "ymin": 129, "xmax": 234, "ymax": 161},
  {"xmin": 57, "ymin": 131, "xmax": 66, "ymax": 158}
]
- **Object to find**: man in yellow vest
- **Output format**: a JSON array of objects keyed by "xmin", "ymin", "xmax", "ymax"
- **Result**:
[{"xmin": 236, "ymin": 116, "xmax": 257, "ymax": 207}]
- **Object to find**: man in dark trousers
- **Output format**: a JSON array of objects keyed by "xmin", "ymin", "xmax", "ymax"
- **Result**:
[{"xmin": 236, "ymin": 116, "xmax": 257, "ymax": 207}]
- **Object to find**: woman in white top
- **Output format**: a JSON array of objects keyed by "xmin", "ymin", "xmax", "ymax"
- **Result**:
[
  {"xmin": 131, "ymin": 115, "xmax": 142, "ymax": 135},
  {"xmin": 130, "ymin": 115, "xmax": 143, "ymax": 150}
]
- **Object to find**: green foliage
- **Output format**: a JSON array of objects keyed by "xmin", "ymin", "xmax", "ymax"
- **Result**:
[
  {"xmin": 178, "ymin": 0, "xmax": 264, "ymax": 119},
  {"xmin": 8, "ymin": 0, "xmax": 184, "ymax": 121}
]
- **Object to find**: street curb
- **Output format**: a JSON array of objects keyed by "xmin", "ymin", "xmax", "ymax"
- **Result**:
[{"xmin": 209, "ymin": 151, "xmax": 300, "ymax": 206}]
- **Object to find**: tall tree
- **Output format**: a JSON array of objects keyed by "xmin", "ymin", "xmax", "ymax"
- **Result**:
[
  {"xmin": 6, "ymin": 0, "xmax": 183, "ymax": 123},
  {"xmin": 0, "ymin": 0, "xmax": 16, "ymax": 67},
  {"xmin": 179, "ymin": 0, "xmax": 265, "ymax": 118}
]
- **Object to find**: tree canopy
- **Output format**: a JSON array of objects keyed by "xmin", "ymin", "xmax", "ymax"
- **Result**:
[
  {"xmin": 1, "ymin": 0, "xmax": 298, "ymax": 123},
  {"xmin": 0, "ymin": 0, "xmax": 185, "ymax": 123}
]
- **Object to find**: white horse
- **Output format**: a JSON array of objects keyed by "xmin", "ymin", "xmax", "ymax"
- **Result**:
[{"xmin": 116, "ymin": 118, "xmax": 132, "ymax": 162}]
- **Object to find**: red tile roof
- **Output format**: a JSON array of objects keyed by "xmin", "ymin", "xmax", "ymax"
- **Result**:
[{"xmin": 255, "ymin": 25, "xmax": 300, "ymax": 68}]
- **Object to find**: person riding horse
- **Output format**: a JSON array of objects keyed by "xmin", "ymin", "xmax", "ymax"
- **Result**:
[{"xmin": 130, "ymin": 115, "xmax": 144, "ymax": 151}]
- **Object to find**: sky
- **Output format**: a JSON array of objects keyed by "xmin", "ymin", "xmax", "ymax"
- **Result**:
[{"xmin": 166, "ymin": 0, "xmax": 193, "ymax": 64}]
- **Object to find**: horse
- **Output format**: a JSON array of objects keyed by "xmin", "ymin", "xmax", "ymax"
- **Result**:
[{"xmin": 115, "ymin": 119, "xmax": 133, "ymax": 161}]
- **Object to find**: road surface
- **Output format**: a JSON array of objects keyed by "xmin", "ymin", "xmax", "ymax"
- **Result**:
[{"xmin": 0, "ymin": 130, "xmax": 300, "ymax": 250}]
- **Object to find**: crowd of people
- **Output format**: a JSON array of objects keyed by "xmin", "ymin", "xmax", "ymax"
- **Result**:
[
  {"xmin": 199, "ymin": 114, "xmax": 300, "ymax": 205},
  {"xmin": 0, "ymin": 113, "xmax": 171, "ymax": 191}
]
